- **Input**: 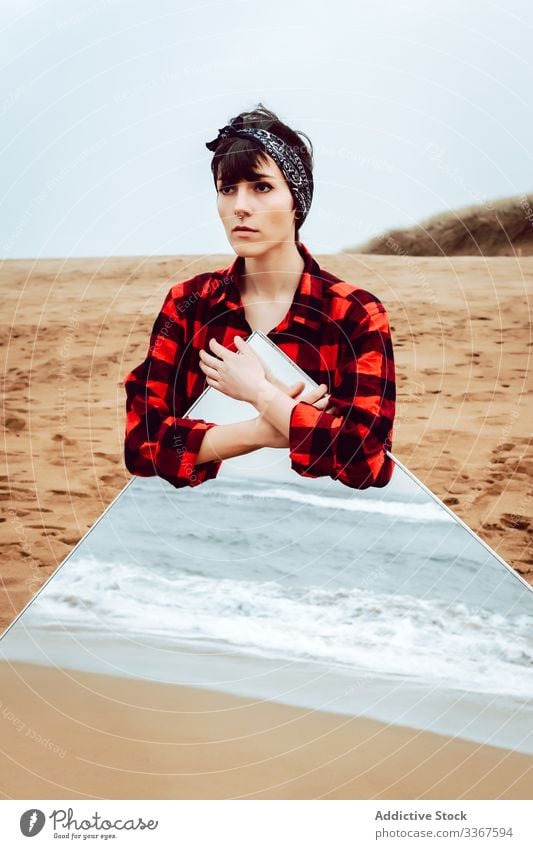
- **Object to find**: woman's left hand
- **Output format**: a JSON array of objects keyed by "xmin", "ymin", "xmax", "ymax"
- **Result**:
[{"xmin": 198, "ymin": 336, "xmax": 267, "ymax": 404}]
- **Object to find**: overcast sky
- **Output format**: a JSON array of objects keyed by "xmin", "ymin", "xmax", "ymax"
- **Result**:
[{"xmin": 1, "ymin": 0, "xmax": 532, "ymax": 257}]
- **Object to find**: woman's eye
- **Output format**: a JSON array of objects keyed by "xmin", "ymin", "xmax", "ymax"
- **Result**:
[{"xmin": 217, "ymin": 182, "xmax": 272, "ymax": 194}]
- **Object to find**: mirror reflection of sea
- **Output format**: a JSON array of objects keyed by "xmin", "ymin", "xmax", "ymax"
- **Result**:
[{"xmin": 4, "ymin": 471, "xmax": 531, "ymax": 747}]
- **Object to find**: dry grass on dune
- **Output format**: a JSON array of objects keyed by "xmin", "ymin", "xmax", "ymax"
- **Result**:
[{"xmin": 352, "ymin": 193, "xmax": 533, "ymax": 257}]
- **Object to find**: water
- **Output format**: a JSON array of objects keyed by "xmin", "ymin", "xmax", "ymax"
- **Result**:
[{"xmin": 2, "ymin": 466, "xmax": 532, "ymax": 753}]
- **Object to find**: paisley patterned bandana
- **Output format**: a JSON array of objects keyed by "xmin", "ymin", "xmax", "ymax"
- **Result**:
[{"xmin": 205, "ymin": 124, "xmax": 313, "ymax": 225}]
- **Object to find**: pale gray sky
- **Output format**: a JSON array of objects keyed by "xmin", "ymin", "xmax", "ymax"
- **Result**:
[{"xmin": 1, "ymin": 0, "xmax": 532, "ymax": 257}]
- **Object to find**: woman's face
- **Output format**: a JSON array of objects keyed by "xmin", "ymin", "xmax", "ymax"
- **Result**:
[{"xmin": 216, "ymin": 153, "xmax": 297, "ymax": 254}]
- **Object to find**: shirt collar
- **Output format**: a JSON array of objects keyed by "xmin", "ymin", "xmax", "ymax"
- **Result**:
[{"xmin": 211, "ymin": 241, "xmax": 324, "ymax": 331}]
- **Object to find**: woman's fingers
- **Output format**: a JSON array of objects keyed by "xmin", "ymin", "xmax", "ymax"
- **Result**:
[
  {"xmin": 199, "ymin": 347, "xmax": 223, "ymax": 369},
  {"xmin": 312, "ymin": 398, "xmax": 340, "ymax": 415},
  {"xmin": 201, "ymin": 350, "xmax": 338, "ymax": 412},
  {"xmin": 300, "ymin": 383, "xmax": 328, "ymax": 405},
  {"xmin": 202, "ymin": 352, "xmax": 336, "ymax": 412},
  {"xmin": 208, "ymin": 338, "xmax": 231, "ymax": 358},
  {"xmin": 266, "ymin": 371, "xmax": 305, "ymax": 398},
  {"xmin": 287, "ymin": 380, "xmax": 306, "ymax": 398},
  {"xmin": 199, "ymin": 354, "xmax": 225, "ymax": 379},
  {"xmin": 295, "ymin": 383, "xmax": 340, "ymax": 416},
  {"xmin": 267, "ymin": 372, "xmax": 288, "ymax": 392},
  {"xmin": 200, "ymin": 363, "xmax": 220, "ymax": 379},
  {"xmin": 234, "ymin": 335, "xmax": 260, "ymax": 363}
]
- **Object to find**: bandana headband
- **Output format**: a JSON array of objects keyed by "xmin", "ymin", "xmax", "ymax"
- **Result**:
[{"xmin": 205, "ymin": 125, "xmax": 313, "ymax": 225}]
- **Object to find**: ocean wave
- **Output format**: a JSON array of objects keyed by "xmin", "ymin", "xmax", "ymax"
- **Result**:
[
  {"xmin": 204, "ymin": 485, "xmax": 451, "ymax": 523},
  {"xmin": 25, "ymin": 556, "xmax": 533, "ymax": 698}
]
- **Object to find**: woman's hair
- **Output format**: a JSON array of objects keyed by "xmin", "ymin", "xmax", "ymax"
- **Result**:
[{"xmin": 208, "ymin": 102, "xmax": 314, "ymax": 242}]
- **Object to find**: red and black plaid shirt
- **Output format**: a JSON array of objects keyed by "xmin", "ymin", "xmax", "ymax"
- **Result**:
[{"xmin": 123, "ymin": 241, "xmax": 396, "ymax": 490}]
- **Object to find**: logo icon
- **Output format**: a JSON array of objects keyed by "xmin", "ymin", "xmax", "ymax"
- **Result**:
[{"xmin": 20, "ymin": 809, "xmax": 46, "ymax": 837}]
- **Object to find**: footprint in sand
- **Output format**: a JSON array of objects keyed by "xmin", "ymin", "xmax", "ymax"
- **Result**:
[
  {"xmin": 59, "ymin": 536, "xmax": 80, "ymax": 546},
  {"xmin": 52, "ymin": 433, "xmax": 76, "ymax": 445},
  {"xmin": 500, "ymin": 513, "xmax": 530, "ymax": 531},
  {"xmin": 4, "ymin": 416, "xmax": 26, "ymax": 431},
  {"xmin": 99, "ymin": 473, "xmax": 121, "ymax": 484}
]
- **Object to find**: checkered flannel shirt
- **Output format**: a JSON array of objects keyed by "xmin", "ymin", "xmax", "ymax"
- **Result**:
[{"xmin": 123, "ymin": 241, "xmax": 396, "ymax": 490}]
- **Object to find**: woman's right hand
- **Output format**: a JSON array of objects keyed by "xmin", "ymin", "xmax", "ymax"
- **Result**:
[
  {"xmin": 266, "ymin": 373, "xmax": 341, "ymax": 416},
  {"xmin": 253, "ymin": 378, "xmax": 340, "ymax": 448}
]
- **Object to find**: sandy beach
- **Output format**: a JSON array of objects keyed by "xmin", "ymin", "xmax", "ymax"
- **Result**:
[
  {"xmin": 1, "ymin": 252, "xmax": 531, "ymax": 635},
  {"xmin": 1, "ymin": 251, "xmax": 532, "ymax": 802},
  {"xmin": 1, "ymin": 660, "xmax": 531, "ymax": 800}
]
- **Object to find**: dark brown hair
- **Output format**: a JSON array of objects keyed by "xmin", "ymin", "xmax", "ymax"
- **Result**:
[{"xmin": 207, "ymin": 102, "xmax": 314, "ymax": 242}]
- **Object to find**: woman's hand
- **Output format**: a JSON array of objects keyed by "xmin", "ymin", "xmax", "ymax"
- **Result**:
[
  {"xmin": 199, "ymin": 336, "xmax": 267, "ymax": 404},
  {"xmin": 199, "ymin": 336, "xmax": 341, "ymax": 416},
  {"xmin": 198, "ymin": 335, "xmax": 341, "ymax": 449},
  {"xmin": 253, "ymin": 381, "xmax": 341, "ymax": 449},
  {"xmin": 252, "ymin": 379, "xmax": 305, "ymax": 449},
  {"xmin": 264, "ymin": 372, "xmax": 341, "ymax": 416}
]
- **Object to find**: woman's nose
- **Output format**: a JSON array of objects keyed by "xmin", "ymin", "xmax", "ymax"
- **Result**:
[{"xmin": 233, "ymin": 185, "xmax": 252, "ymax": 215}]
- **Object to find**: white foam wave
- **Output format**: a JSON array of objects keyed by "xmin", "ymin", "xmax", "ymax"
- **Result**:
[
  {"xmin": 211, "ymin": 485, "xmax": 451, "ymax": 523},
  {"xmin": 26, "ymin": 557, "xmax": 533, "ymax": 698}
]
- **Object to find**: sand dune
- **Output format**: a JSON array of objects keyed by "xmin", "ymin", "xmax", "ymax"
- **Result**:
[
  {"xmin": 353, "ymin": 193, "xmax": 533, "ymax": 256},
  {"xmin": 1, "ymin": 251, "xmax": 532, "ymax": 633}
]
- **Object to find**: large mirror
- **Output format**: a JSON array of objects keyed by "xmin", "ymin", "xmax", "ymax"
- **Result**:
[{"xmin": 1, "ymin": 333, "xmax": 531, "ymax": 799}]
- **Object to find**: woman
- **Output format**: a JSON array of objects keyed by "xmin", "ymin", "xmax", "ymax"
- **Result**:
[{"xmin": 123, "ymin": 104, "xmax": 396, "ymax": 490}]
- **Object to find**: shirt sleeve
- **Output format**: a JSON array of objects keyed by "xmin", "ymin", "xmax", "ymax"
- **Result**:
[
  {"xmin": 123, "ymin": 287, "xmax": 222, "ymax": 489},
  {"xmin": 288, "ymin": 299, "xmax": 396, "ymax": 489}
]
